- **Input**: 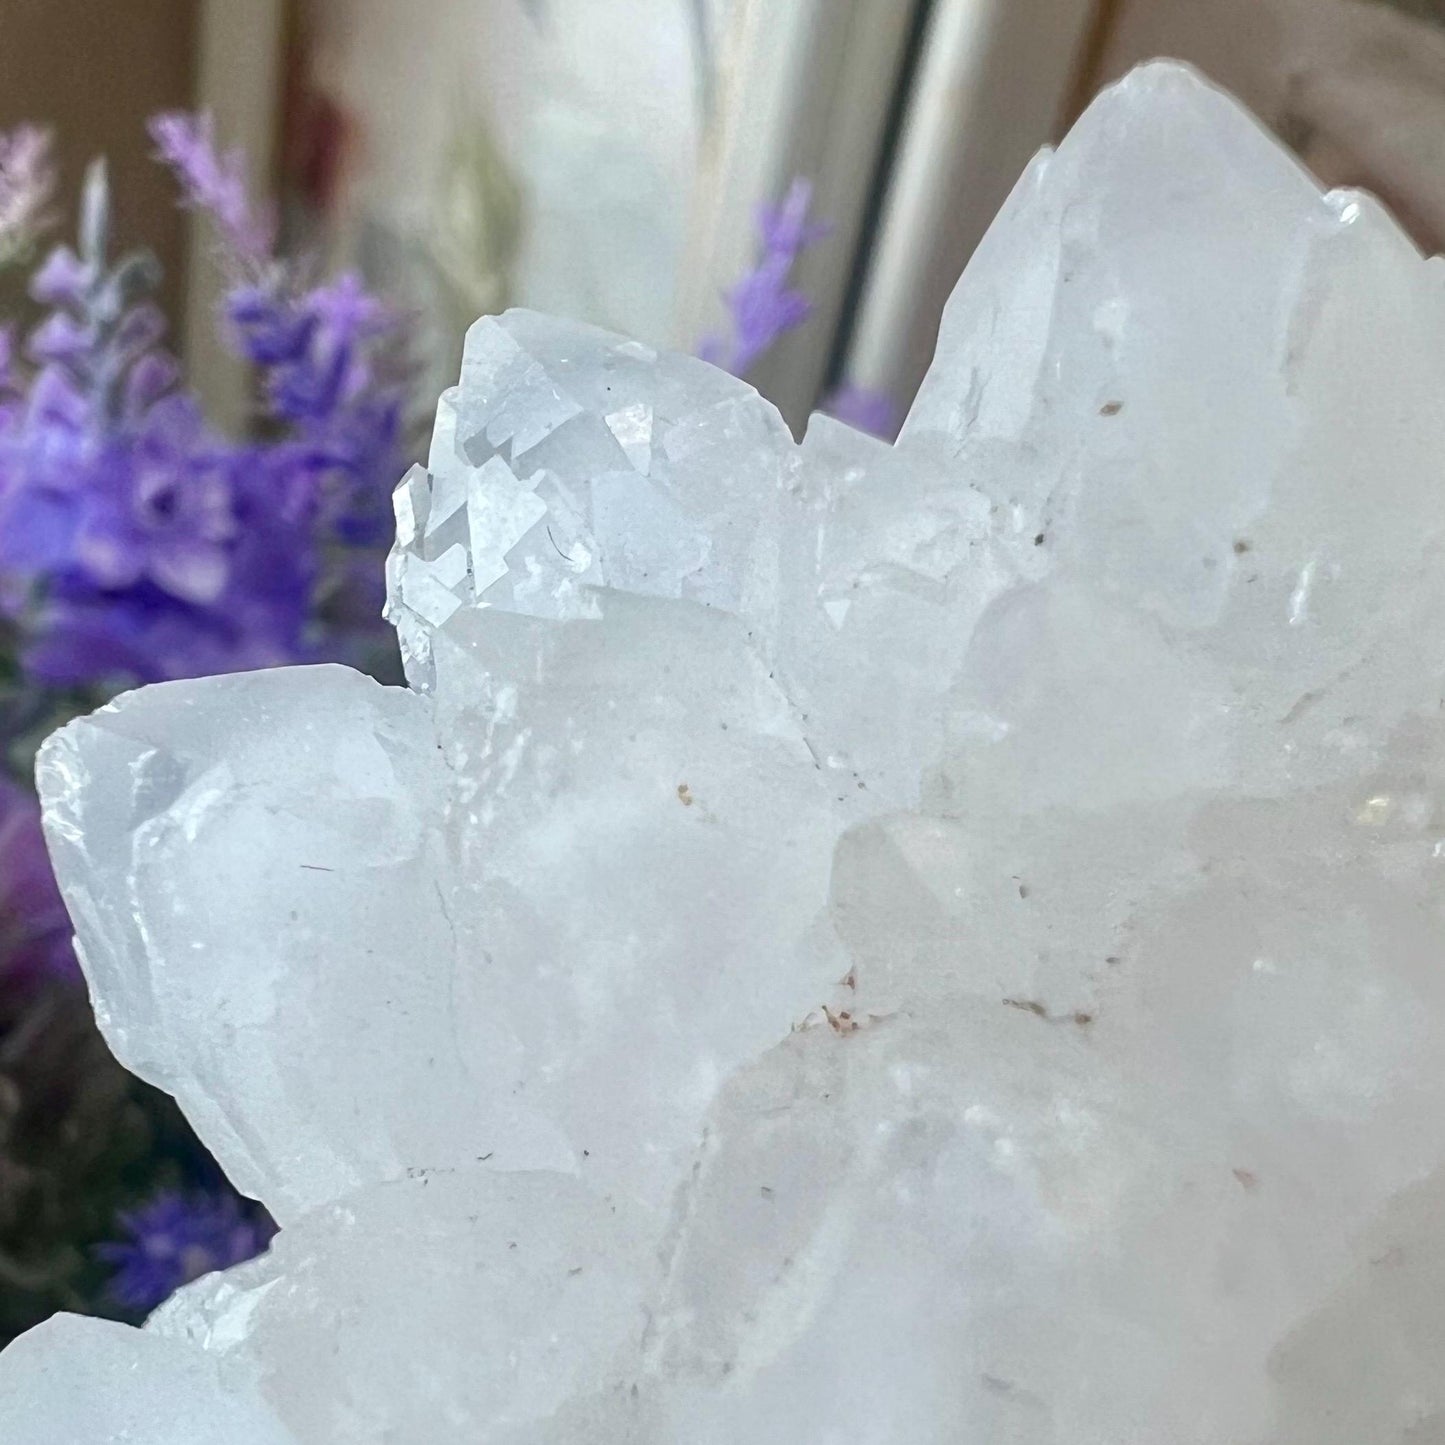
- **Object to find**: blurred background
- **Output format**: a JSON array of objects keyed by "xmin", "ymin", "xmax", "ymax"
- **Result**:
[
  {"xmin": 10, "ymin": 0, "xmax": 1445, "ymax": 435},
  {"xmin": 2, "ymin": 0, "xmax": 1445, "ymax": 1344}
]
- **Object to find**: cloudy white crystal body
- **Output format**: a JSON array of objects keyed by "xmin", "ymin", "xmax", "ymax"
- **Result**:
[{"xmin": 10, "ymin": 60, "xmax": 1445, "ymax": 1442}]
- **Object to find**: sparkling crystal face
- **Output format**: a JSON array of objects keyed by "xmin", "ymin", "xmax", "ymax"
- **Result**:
[
  {"xmin": 12, "ymin": 60, "xmax": 1445, "ymax": 1444},
  {"xmin": 383, "ymin": 316, "xmax": 796, "ymax": 687}
]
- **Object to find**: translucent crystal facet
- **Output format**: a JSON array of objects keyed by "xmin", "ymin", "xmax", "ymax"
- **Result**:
[{"xmin": 11, "ymin": 61, "xmax": 1445, "ymax": 1443}]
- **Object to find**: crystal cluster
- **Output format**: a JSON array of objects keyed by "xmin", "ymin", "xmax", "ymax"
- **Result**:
[{"xmin": 8, "ymin": 61, "xmax": 1445, "ymax": 1441}]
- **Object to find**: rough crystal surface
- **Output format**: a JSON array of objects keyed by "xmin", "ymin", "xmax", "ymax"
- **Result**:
[{"xmin": 11, "ymin": 60, "xmax": 1445, "ymax": 1442}]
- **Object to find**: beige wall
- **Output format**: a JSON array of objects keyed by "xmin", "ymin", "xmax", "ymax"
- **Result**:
[{"xmin": 1084, "ymin": 0, "xmax": 1291, "ymax": 121}]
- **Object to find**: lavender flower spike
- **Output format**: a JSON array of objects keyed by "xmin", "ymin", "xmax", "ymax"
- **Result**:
[
  {"xmin": 96, "ymin": 1189, "xmax": 276, "ymax": 1313},
  {"xmin": 701, "ymin": 176, "xmax": 831, "ymax": 378},
  {"xmin": 756, "ymin": 176, "xmax": 831, "ymax": 258},
  {"xmin": 0, "ymin": 125, "xmax": 56, "ymax": 270},
  {"xmin": 823, "ymin": 381, "xmax": 901, "ymax": 441},
  {"xmin": 148, "ymin": 112, "xmax": 274, "ymax": 266}
]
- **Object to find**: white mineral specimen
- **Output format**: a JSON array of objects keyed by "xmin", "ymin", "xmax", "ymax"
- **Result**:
[{"xmin": 10, "ymin": 60, "xmax": 1445, "ymax": 1442}]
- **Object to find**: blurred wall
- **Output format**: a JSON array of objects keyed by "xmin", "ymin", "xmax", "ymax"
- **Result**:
[
  {"xmin": 307, "ymin": 0, "xmax": 701, "ymax": 354},
  {"xmin": 842, "ymin": 0, "xmax": 1096, "ymax": 418},
  {"xmin": 0, "ymin": 0, "xmax": 201, "ymax": 329},
  {"xmin": 182, "ymin": 0, "xmax": 287, "ymax": 432}
]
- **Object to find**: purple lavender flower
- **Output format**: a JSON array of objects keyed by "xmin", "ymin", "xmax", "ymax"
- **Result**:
[
  {"xmin": 231, "ymin": 272, "xmax": 404, "ymax": 546},
  {"xmin": 0, "ymin": 126, "xmax": 55, "ymax": 269},
  {"xmin": 0, "ymin": 112, "xmax": 405, "ymax": 688},
  {"xmin": 0, "ymin": 128, "xmax": 395, "ymax": 686},
  {"xmin": 0, "ymin": 160, "xmax": 291, "ymax": 684},
  {"xmin": 67, "ymin": 405, "xmax": 234, "ymax": 605},
  {"xmin": 702, "ymin": 187, "xmax": 905, "ymax": 441},
  {"xmin": 96, "ymin": 1189, "xmax": 276, "ymax": 1312},
  {"xmin": 152, "ymin": 120, "xmax": 407, "ymax": 553},
  {"xmin": 823, "ymin": 381, "xmax": 901, "ymax": 441},
  {"xmin": 756, "ymin": 177, "xmax": 832, "ymax": 257},
  {"xmin": 147, "ymin": 113, "xmax": 274, "ymax": 267},
  {"xmin": 701, "ymin": 178, "xmax": 831, "ymax": 377},
  {"xmin": 0, "ymin": 776, "xmax": 77, "ymax": 987}
]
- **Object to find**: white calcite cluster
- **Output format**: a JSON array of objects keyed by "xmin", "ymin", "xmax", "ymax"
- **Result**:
[{"xmin": 9, "ymin": 61, "xmax": 1445, "ymax": 1442}]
